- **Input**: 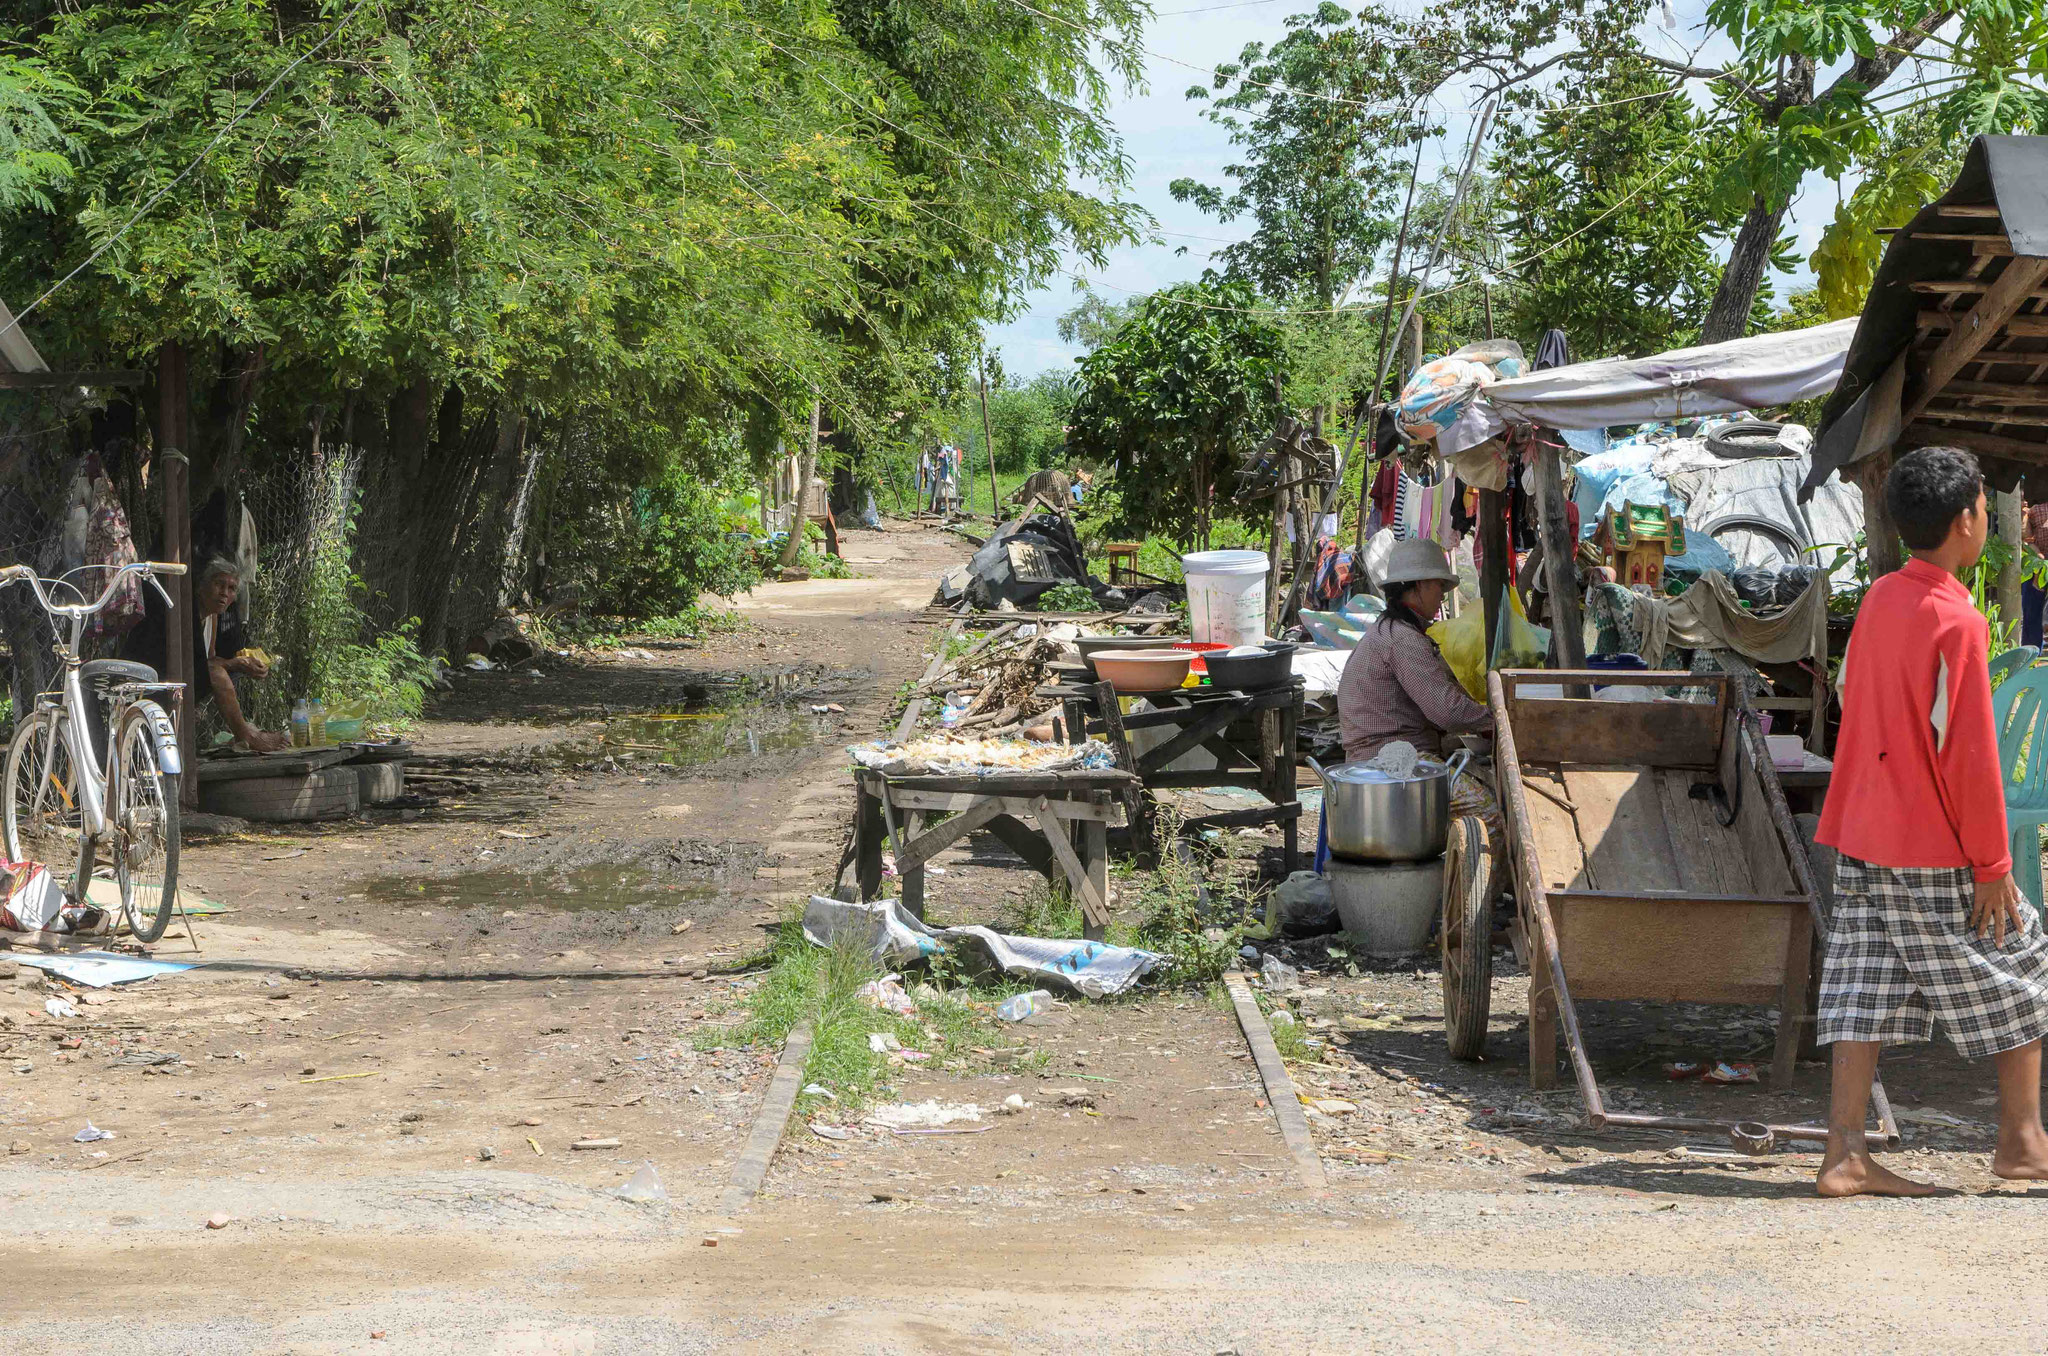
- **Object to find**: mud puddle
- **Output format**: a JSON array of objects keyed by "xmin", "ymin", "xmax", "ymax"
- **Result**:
[
  {"xmin": 596, "ymin": 704, "xmax": 831, "ymax": 767},
  {"xmin": 357, "ymin": 864, "xmax": 716, "ymax": 912}
]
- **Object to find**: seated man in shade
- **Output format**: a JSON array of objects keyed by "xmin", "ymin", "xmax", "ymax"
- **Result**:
[{"xmin": 121, "ymin": 557, "xmax": 288, "ymax": 752}]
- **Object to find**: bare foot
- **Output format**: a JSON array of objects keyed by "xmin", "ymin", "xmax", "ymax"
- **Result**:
[
  {"xmin": 1991, "ymin": 1138, "xmax": 2048, "ymax": 1180},
  {"xmin": 1816, "ymin": 1153, "xmax": 1946, "ymax": 1198}
]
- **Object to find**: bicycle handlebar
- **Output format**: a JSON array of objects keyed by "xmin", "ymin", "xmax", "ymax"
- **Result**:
[{"xmin": 0, "ymin": 560, "xmax": 190, "ymax": 617}]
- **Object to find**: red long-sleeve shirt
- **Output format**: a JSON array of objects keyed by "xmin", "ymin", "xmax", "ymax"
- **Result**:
[{"xmin": 1817, "ymin": 557, "xmax": 2011, "ymax": 882}]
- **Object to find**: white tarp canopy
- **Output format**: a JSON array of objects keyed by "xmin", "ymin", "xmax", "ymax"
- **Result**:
[{"xmin": 1440, "ymin": 319, "xmax": 1856, "ymax": 454}]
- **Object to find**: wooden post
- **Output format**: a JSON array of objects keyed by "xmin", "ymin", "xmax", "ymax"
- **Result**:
[
  {"xmin": 1851, "ymin": 453, "xmax": 1903, "ymax": 580},
  {"xmin": 1530, "ymin": 442, "xmax": 1586, "ymax": 673},
  {"xmin": 1408, "ymin": 313, "xmax": 1423, "ymax": 373},
  {"xmin": 1265, "ymin": 476, "xmax": 1289, "ymax": 630},
  {"xmin": 1998, "ymin": 487, "xmax": 2023, "ymax": 643},
  {"xmin": 1479, "ymin": 487, "xmax": 1509, "ymax": 666},
  {"xmin": 157, "ymin": 342, "xmax": 196, "ymax": 810},
  {"xmin": 978, "ymin": 355, "xmax": 1000, "ymax": 522}
]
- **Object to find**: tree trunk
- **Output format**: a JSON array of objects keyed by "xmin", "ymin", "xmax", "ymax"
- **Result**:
[
  {"xmin": 780, "ymin": 399, "xmax": 820, "ymax": 568},
  {"xmin": 1698, "ymin": 194, "xmax": 1790, "ymax": 345},
  {"xmin": 496, "ymin": 419, "xmax": 543, "ymax": 610},
  {"xmin": 381, "ymin": 376, "xmax": 440, "ymax": 626}
]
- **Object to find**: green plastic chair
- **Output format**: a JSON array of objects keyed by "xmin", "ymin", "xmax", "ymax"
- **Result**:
[
  {"xmin": 1994, "ymin": 663, "xmax": 2048, "ymax": 908},
  {"xmin": 1990, "ymin": 645, "xmax": 2039, "ymax": 690}
]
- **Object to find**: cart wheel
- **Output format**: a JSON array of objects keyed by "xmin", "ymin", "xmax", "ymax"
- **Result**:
[{"xmin": 1442, "ymin": 814, "xmax": 1495, "ymax": 1060}]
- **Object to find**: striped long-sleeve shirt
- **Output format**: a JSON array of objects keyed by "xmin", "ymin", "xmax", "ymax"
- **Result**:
[{"xmin": 1336, "ymin": 615, "xmax": 1493, "ymax": 763}]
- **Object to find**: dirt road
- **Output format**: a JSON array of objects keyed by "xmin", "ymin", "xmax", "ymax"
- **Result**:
[{"xmin": 3, "ymin": 522, "xmax": 2045, "ymax": 1353}]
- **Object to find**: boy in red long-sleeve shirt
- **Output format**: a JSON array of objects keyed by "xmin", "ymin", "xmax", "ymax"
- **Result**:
[{"xmin": 1816, "ymin": 445, "xmax": 2048, "ymax": 1197}]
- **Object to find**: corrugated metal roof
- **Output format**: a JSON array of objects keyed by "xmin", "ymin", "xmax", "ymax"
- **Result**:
[{"xmin": 1808, "ymin": 135, "xmax": 2048, "ymax": 497}]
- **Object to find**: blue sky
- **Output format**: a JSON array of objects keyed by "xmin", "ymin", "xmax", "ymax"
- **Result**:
[{"xmin": 985, "ymin": 1, "xmax": 1848, "ymax": 380}]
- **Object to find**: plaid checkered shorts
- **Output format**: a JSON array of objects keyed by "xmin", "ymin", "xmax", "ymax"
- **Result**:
[{"xmin": 1817, "ymin": 856, "xmax": 2048, "ymax": 1060}]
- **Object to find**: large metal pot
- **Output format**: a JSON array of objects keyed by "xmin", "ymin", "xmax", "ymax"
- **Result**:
[{"xmin": 1309, "ymin": 750, "xmax": 1470, "ymax": 863}]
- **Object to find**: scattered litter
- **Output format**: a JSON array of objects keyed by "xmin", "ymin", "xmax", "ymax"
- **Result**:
[
  {"xmin": 111, "ymin": 1051, "xmax": 179, "ymax": 1067},
  {"xmin": 616, "ymin": 1161, "xmax": 667, "ymax": 1202},
  {"xmin": 857, "ymin": 975, "xmax": 918, "ymax": 1017},
  {"xmin": 570, "ymin": 1137, "xmax": 622, "ymax": 1151},
  {"xmin": 1303, "ymin": 1097, "xmax": 1357, "ymax": 1116},
  {"xmin": 1663, "ymin": 1062, "xmax": 1704, "ymax": 1080},
  {"xmin": 802, "ymin": 1083, "xmax": 836, "ymax": 1101},
  {"xmin": 1700, "ymin": 1061, "xmax": 1758, "ymax": 1085},
  {"xmin": 262, "ymin": 849, "xmax": 309, "ymax": 861},
  {"xmin": 1895, "ymin": 1107, "xmax": 1974, "ymax": 1128},
  {"xmin": 810, "ymin": 1122, "xmax": 852, "ymax": 1141},
  {"xmin": 12, "ymin": 951, "xmax": 194, "ymax": 989},
  {"xmin": 996, "ymin": 989, "xmax": 1052, "ymax": 1021},
  {"xmin": 893, "ymin": 1049, "xmax": 931, "ymax": 1064},
  {"xmin": 299, "ymin": 1071, "xmax": 378, "ymax": 1084},
  {"xmin": 495, "ymin": 829, "xmax": 541, "ymax": 840},
  {"xmin": 998, "ymin": 1094, "xmax": 1031, "ymax": 1114},
  {"xmin": 43, "ymin": 997, "xmax": 78, "ymax": 1019},
  {"xmin": 527, "ymin": 1137, "xmax": 544, "ymax": 1156},
  {"xmin": 804, "ymin": 896, "xmax": 1163, "ymax": 997},
  {"xmin": 73, "ymin": 1122, "xmax": 114, "ymax": 1143},
  {"xmin": 204, "ymin": 1213, "xmax": 232, "ymax": 1230},
  {"xmin": 864, "ymin": 1101, "xmax": 983, "ymax": 1130},
  {"xmin": 1260, "ymin": 955, "xmax": 1302, "ymax": 995},
  {"xmin": 671, "ymin": 919, "xmax": 695, "ymax": 936},
  {"xmin": 867, "ymin": 1032, "xmax": 902, "ymax": 1054}
]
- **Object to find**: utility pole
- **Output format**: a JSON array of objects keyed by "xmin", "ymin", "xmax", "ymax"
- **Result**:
[{"xmin": 978, "ymin": 354, "xmax": 999, "ymax": 522}]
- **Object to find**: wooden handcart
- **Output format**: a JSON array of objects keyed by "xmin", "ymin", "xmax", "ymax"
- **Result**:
[{"xmin": 1444, "ymin": 668, "xmax": 1899, "ymax": 1150}]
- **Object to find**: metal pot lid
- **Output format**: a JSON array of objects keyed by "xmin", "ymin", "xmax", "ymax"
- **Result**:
[{"xmin": 1321, "ymin": 758, "xmax": 1449, "ymax": 784}]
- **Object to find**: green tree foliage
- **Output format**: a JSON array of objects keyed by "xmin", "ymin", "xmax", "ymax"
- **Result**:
[
  {"xmin": 0, "ymin": 0, "xmax": 1146, "ymax": 649},
  {"xmin": 1056, "ymin": 288, "xmax": 1142, "ymax": 350},
  {"xmin": 1809, "ymin": 111, "xmax": 1969, "ymax": 319},
  {"xmin": 1494, "ymin": 61, "xmax": 1746, "ymax": 355},
  {"xmin": 1067, "ymin": 276, "xmax": 1287, "ymax": 548},
  {"xmin": 955, "ymin": 370, "xmax": 1075, "ymax": 473},
  {"xmin": 1169, "ymin": 2, "xmax": 1412, "ymax": 313}
]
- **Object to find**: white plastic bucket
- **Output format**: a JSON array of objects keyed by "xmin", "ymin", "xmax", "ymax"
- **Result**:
[{"xmin": 1182, "ymin": 550, "xmax": 1269, "ymax": 646}]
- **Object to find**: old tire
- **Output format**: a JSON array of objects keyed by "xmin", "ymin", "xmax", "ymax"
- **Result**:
[
  {"xmin": 355, "ymin": 762, "xmax": 405, "ymax": 805},
  {"xmin": 200, "ymin": 767, "xmax": 360, "ymax": 823},
  {"xmin": 1442, "ymin": 814, "xmax": 1494, "ymax": 1060}
]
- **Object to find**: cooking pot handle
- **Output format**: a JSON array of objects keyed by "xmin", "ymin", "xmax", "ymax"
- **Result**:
[
  {"xmin": 1306, "ymin": 756, "xmax": 1329, "ymax": 788},
  {"xmin": 1444, "ymin": 748, "xmax": 1472, "ymax": 796}
]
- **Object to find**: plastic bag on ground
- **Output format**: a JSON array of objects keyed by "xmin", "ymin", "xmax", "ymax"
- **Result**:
[
  {"xmin": 803, "ymin": 896, "xmax": 1162, "ymax": 997},
  {"xmin": 1274, "ymin": 871, "xmax": 1337, "ymax": 936}
]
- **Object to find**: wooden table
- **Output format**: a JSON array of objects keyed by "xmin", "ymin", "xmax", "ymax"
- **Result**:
[
  {"xmin": 1053, "ymin": 678, "xmax": 1304, "ymax": 873},
  {"xmin": 851, "ymin": 767, "xmax": 1139, "ymax": 940}
]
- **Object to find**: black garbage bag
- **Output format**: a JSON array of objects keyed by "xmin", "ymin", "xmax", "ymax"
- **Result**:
[
  {"xmin": 1773, "ymin": 564, "xmax": 1819, "ymax": 607},
  {"xmin": 1730, "ymin": 566, "xmax": 1779, "ymax": 607},
  {"xmin": 961, "ymin": 510, "xmax": 1104, "ymax": 610}
]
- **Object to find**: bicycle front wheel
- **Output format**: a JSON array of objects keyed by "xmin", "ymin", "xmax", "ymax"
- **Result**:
[
  {"xmin": 3, "ymin": 709, "xmax": 82, "ymax": 867},
  {"xmin": 110, "ymin": 709, "xmax": 179, "ymax": 943}
]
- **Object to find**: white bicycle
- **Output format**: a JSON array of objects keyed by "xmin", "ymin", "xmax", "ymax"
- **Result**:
[{"xmin": 0, "ymin": 560, "xmax": 188, "ymax": 941}]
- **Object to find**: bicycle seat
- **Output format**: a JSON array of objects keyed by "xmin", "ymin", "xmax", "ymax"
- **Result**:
[{"xmin": 80, "ymin": 659, "xmax": 160, "ymax": 686}]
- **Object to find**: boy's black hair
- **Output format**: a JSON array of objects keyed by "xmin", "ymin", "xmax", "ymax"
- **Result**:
[{"xmin": 1886, "ymin": 446, "xmax": 1984, "ymax": 551}]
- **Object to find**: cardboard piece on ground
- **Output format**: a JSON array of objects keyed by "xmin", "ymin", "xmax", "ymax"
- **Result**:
[
  {"xmin": 82, "ymin": 879, "xmax": 231, "ymax": 915},
  {"xmin": 12, "ymin": 951, "xmax": 196, "ymax": 987}
]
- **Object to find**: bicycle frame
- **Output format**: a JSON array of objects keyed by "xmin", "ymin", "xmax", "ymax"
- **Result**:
[{"xmin": 6, "ymin": 561, "xmax": 187, "ymax": 845}]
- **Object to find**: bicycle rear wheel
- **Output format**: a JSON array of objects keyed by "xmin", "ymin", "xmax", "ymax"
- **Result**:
[
  {"xmin": 110, "ymin": 709, "xmax": 178, "ymax": 943},
  {"xmin": 3, "ymin": 709, "xmax": 81, "ymax": 867}
]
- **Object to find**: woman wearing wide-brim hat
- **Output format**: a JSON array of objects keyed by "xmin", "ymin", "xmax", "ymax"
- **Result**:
[{"xmin": 1334, "ymin": 538, "xmax": 1506, "ymax": 896}]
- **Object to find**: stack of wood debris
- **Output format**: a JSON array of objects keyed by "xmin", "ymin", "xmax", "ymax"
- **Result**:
[{"xmin": 895, "ymin": 621, "xmax": 1088, "ymax": 741}]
